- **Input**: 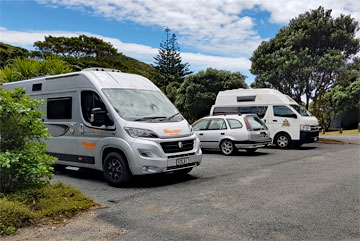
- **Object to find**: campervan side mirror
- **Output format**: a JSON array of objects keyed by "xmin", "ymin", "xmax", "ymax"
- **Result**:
[{"xmin": 90, "ymin": 108, "xmax": 107, "ymax": 126}]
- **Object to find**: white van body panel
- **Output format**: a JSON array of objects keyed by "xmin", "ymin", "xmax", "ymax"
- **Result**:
[
  {"xmin": 211, "ymin": 88, "xmax": 319, "ymax": 145},
  {"xmin": 3, "ymin": 68, "xmax": 202, "ymax": 176}
]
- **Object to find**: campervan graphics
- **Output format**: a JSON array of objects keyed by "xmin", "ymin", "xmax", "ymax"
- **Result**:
[
  {"xmin": 3, "ymin": 68, "xmax": 202, "ymax": 186},
  {"xmin": 210, "ymin": 88, "xmax": 319, "ymax": 148}
]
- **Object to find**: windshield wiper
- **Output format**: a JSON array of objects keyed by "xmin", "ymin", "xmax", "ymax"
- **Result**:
[
  {"xmin": 134, "ymin": 116, "xmax": 166, "ymax": 121},
  {"xmin": 164, "ymin": 112, "xmax": 180, "ymax": 121}
]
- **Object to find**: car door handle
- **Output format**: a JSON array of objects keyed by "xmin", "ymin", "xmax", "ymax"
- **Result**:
[
  {"xmin": 199, "ymin": 133, "xmax": 203, "ymax": 136},
  {"xmin": 220, "ymin": 133, "xmax": 225, "ymax": 135},
  {"xmin": 273, "ymin": 120, "xmax": 278, "ymax": 122},
  {"xmin": 79, "ymin": 124, "xmax": 84, "ymax": 134}
]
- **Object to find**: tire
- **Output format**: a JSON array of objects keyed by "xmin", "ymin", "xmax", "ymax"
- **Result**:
[
  {"xmin": 174, "ymin": 167, "xmax": 193, "ymax": 175},
  {"xmin": 220, "ymin": 139, "xmax": 235, "ymax": 155},
  {"xmin": 245, "ymin": 148, "xmax": 257, "ymax": 153},
  {"xmin": 275, "ymin": 133, "xmax": 291, "ymax": 149},
  {"xmin": 103, "ymin": 152, "xmax": 132, "ymax": 186}
]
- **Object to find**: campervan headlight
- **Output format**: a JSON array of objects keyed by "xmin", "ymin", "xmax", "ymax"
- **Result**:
[
  {"xmin": 300, "ymin": 125, "xmax": 312, "ymax": 131},
  {"xmin": 124, "ymin": 128, "xmax": 159, "ymax": 138}
]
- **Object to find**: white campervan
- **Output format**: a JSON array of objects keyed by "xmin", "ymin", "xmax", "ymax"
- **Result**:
[
  {"xmin": 3, "ymin": 68, "xmax": 202, "ymax": 186},
  {"xmin": 210, "ymin": 88, "xmax": 319, "ymax": 148}
]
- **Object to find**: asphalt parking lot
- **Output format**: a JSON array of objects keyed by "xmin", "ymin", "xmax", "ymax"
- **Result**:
[{"xmin": 7, "ymin": 142, "xmax": 360, "ymax": 241}]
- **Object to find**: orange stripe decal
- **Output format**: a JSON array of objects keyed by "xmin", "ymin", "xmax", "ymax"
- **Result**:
[{"xmin": 82, "ymin": 141, "xmax": 96, "ymax": 149}]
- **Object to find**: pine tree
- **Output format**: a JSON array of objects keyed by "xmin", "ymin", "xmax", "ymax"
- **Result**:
[{"xmin": 154, "ymin": 28, "xmax": 192, "ymax": 89}]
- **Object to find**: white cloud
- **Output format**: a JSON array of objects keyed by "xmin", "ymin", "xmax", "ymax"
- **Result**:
[
  {"xmin": 0, "ymin": 28, "xmax": 251, "ymax": 72},
  {"xmin": 36, "ymin": 0, "xmax": 360, "ymax": 57}
]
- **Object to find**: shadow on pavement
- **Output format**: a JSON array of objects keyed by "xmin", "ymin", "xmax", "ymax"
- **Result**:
[{"xmin": 54, "ymin": 166, "xmax": 198, "ymax": 188}]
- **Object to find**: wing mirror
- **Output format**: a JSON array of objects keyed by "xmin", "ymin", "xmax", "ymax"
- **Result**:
[{"xmin": 90, "ymin": 108, "xmax": 108, "ymax": 126}]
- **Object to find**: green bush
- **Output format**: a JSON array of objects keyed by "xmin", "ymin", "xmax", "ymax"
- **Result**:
[
  {"xmin": 0, "ymin": 88, "xmax": 56, "ymax": 193},
  {"xmin": 0, "ymin": 198, "xmax": 33, "ymax": 235},
  {"xmin": 0, "ymin": 183, "xmax": 95, "ymax": 235}
]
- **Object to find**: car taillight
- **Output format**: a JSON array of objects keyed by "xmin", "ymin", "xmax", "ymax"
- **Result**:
[{"xmin": 244, "ymin": 118, "xmax": 250, "ymax": 130}]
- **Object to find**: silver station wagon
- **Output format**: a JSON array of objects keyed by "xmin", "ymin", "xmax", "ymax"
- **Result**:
[{"xmin": 192, "ymin": 114, "xmax": 272, "ymax": 155}]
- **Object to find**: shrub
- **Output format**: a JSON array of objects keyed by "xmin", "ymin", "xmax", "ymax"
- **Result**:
[
  {"xmin": 0, "ymin": 88, "xmax": 56, "ymax": 194},
  {"xmin": 0, "ymin": 198, "xmax": 33, "ymax": 235},
  {"xmin": 1, "ymin": 183, "xmax": 95, "ymax": 235}
]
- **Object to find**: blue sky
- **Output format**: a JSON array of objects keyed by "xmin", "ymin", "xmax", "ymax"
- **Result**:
[{"xmin": 1, "ymin": 0, "xmax": 359, "ymax": 84}]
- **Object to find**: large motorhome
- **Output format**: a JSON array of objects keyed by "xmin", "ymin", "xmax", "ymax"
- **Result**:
[
  {"xmin": 210, "ymin": 88, "xmax": 319, "ymax": 148},
  {"xmin": 3, "ymin": 68, "xmax": 202, "ymax": 186}
]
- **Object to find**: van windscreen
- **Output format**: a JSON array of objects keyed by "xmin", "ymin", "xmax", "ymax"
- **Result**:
[{"xmin": 103, "ymin": 89, "xmax": 182, "ymax": 122}]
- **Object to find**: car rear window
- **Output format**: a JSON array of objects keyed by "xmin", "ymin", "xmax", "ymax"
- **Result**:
[
  {"xmin": 246, "ymin": 116, "xmax": 267, "ymax": 131},
  {"xmin": 227, "ymin": 119, "xmax": 243, "ymax": 129}
]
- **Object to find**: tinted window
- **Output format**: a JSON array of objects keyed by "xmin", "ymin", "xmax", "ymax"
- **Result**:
[
  {"xmin": 192, "ymin": 120, "xmax": 209, "ymax": 131},
  {"xmin": 227, "ymin": 119, "xmax": 243, "ymax": 129},
  {"xmin": 47, "ymin": 97, "xmax": 72, "ymax": 119},
  {"xmin": 213, "ymin": 107, "xmax": 238, "ymax": 115},
  {"xmin": 246, "ymin": 116, "xmax": 267, "ymax": 130},
  {"xmin": 208, "ymin": 119, "xmax": 227, "ymax": 130},
  {"xmin": 273, "ymin": 106, "xmax": 295, "ymax": 118},
  {"xmin": 81, "ymin": 91, "xmax": 107, "ymax": 123},
  {"xmin": 290, "ymin": 104, "xmax": 311, "ymax": 116},
  {"xmin": 239, "ymin": 106, "xmax": 268, "ymax": 119}
]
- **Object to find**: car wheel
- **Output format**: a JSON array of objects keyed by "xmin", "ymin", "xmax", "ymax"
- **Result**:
[
  {"xmin": 220, "ymin": 139, "xmax": 235, "ymax": 155},
  {"xmin": 275, "ymin": 133, "xmax": 291, "ymax": 149},
  {"xmin": 103, "ymin": 152, "xmax": 132, "ymax": 186},
  {"xmin": 245, "ymin": 148, "xmax": 257, "ymax": 153}
]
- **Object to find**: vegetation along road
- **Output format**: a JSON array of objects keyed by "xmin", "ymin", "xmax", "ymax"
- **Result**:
[{"xmin": 5, "ymin": 142, "xmax": 359, "ymax": 241}]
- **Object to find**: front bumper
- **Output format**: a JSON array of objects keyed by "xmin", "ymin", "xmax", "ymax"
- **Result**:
[
  {"xmin": 125, "ymin": 134, "xmax": 202, "ymax": 175},
  {"xmin": 298, "ymin": 131, "xmax": 319, "ymax": 143}
]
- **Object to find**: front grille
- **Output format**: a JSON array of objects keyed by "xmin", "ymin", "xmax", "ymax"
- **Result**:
[
  {"xmin": 160, "ymin": 139, "xmax": 194, "ymax": 153},
  {"xmin": 310, "ymin": 125, "xmax": 319, "ymax": 131}
]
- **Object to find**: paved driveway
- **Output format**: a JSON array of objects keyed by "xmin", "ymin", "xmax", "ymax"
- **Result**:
[
  {"xmin": 6, "ymin": 142, "xmax": 360, "ymax": 241},
  {"xmin": 320, "ymin": 133, "xmax": 360, "ymax": 144}
]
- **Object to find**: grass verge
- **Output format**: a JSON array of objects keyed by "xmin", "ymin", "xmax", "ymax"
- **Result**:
[
  {"xmin": 0, "ymin": 182, "xmax": 96, "ymax": 235},
  {"xmin": 320, "ymin": 129, "xmax": 359, "ymax": 135}
]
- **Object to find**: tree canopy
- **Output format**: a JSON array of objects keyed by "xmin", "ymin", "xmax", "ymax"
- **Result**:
[
  {"xmin": 175, "ymin": 68, "xmax": 247, "ymax": 123},
  {"xmin": 250, "ymin": 6, "xmax": 360, "ymax": 109},
  {"xmin": 34, "ymin": 35, "xmax": 117, "ymax": 60},
  {"xmin": 153, "ymin": 28, "xmax": 192, "ymax": 92}
]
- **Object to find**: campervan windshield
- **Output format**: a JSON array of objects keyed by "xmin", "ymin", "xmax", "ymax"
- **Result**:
[
  {"xmin": 103, "ymin": 89, "xmax": 182, "ymax": 122},
  {"xmin": 290, "ymin": 104, "xmax": 312, "ymax": 117}
]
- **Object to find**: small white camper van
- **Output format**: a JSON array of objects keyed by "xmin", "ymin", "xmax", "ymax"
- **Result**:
[
  {"xmin": 3, "ymin": 68, "xmax": 202, "ymax": 186},
  {"xmin": 210, "ymin": 88, "xmax": 319, "ymax": 148}
]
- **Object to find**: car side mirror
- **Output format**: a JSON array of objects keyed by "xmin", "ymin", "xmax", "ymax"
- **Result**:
[
  {"xmin": 90, "ymin": 108, "xmax": 107, "ymax": 126},
  {"xmin": 289, "ymin": 114, "xmax": 298, "ymax": 119}
]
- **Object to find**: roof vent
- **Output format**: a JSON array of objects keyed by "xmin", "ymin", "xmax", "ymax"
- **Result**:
[{"xmin": 81, "ymin": 68, "xmax": 121, "ymax": 72}]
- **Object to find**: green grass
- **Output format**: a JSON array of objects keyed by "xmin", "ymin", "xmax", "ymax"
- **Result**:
[
  {"xmin": 320, "ymin": 129, "xmax": 359, "ymax": 135},
  {"xmin": 0, "ymin": 182, "xmax": 96, "ymax": 235}
]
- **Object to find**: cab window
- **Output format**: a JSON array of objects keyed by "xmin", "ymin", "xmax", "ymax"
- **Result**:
[
  {"xmin": 273, "ymin": 105, "xmax": 296, "ymax": 118},
  {"xmin": 208, "ymin": 119, "xmax": 227, "ymax": 130},
  {"xmin": 192, "ymin": 119, "xmax": 209, "ymax": 131},
  {"xmin": 227, "ymin": 119, "xmax": 243, "ymax": 129},
  {"xmin": 81, "ymin": 91, "xmax": 107, "ymax": 124}
]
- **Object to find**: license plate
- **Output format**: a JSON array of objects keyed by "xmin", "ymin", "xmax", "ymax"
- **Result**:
[{"xmin": 176, "ymin": 157, "xmax": 189, "ymax": 166}]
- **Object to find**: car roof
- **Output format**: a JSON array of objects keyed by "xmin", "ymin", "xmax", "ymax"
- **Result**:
[{"xmin": 200, "ymin": 114, "xmax": 256, "ymax": 120}]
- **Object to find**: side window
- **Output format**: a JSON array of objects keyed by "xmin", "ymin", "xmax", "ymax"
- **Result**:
[
  {"xmin": 81, "ymin": 91, "xmax": 107, "ymax": 124},
  {"xmin": 238, "ymin": 106, "xmax": 268, "ymax": 119},
  {"xmin": 213, "ymin": 107, "xmax": 238, "ymax": 115},
  {"xmin": 273, "ymin": 105, "xmax": 295, "ymax": 118},
  {"xmin": 227, "ymin": 119, "xmax": 243, "ymax": 129},
  {"xmin": 251, "ymin": 106, "xmax": 268, "ymax": 119},
  {"xmin": 47, "ymin": 97, "xmax": 72, "ymax": 119},
  {"xmin": 192, "ymin": 120, "xmax": 209, "ymax": 131},
  {"xmin": 208, "ymin": 119, "xmax": 227, "ymax": 130}
]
